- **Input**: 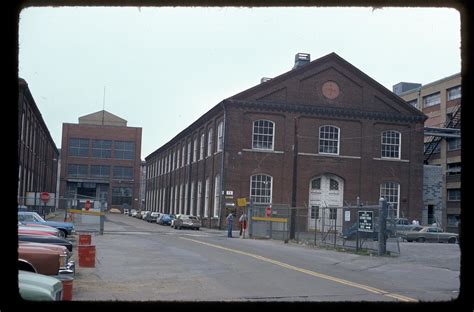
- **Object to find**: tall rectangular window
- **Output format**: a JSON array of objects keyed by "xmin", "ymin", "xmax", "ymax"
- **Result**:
[
  {"xmin": 214, "ymin": 174, "xmax": 220, "ymax": 218},
  {"xmin": 200, "ymin": 133, "xmax": 205, "ymax": 160},
  {"xmin": 197, "ymin": 181, "xmax": 202, "ymax": 217},
  {"xmin": 381, "ymin": 130, "xmax": 401, "ymax": 159},
  {"xmin": 190, "ymin": 181, "xmax": 195, "ymax": 216},
  {"xmin": 217, "ymin": 121, "xmax": 224, "ymax": 152},
  {"xmin": 182, "ymin": 145, "xmax": 186, "ymax": 166},
  {"xmin": 92, "ymin": 140, "xmax": 112, "ymax": 158},
  {"xmin": 252, "ymin": 120, "xmax": 274, "ymax": 150},
  {"xmin": 114, "ymin": 141, "xmax": 135, "ymax": 160},
  {"xmin": 184, "ymin": 182, "xmax": 189, "ymax": 214},
  {"xmin": 187, "ymin": 141, "xmax": 192, "ymax": 164},
  {"xmin": 447, "ymin": 189, "xmax": 461, "ymax": 201},
  {"xmin": 447, "ymin": 138, "xmax": 461, "ymax": 151},
  {"xmin": 111, "ymin": 187, "xmax": 132, "ymax": 205},
  {"xmin": 204, "ymin": 178, "xmax": 210, "ymax": 217},
  {"xmin": 179, "ymin": 183, "xmax": 183, "ymax": 214},
  {"xmin": 380, "ymin": 182, "xmax": 400, "ymax": 218},
  {"xmin": 319, "ymin": 126, "xmax": 339, "ymax": 155},
  {"xmin": 69, "ymin": 138, "xmax": 89, "ymax": 157},
  {"xmin": 207, "ymin": 128, "xmax": 213, "ymax": 157},
  {"xmin": 250, "ymin": 174, "xmax": 272, "ymax": 204},
  {"xmin": 174, "ymin": 186, "xmax": 179, "ymax": 215},
  {"xmin": 193, "ymin": 138, "xmax": 198, "ymax": 163}
]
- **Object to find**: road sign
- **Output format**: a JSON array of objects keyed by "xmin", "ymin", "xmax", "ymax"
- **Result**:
[
  {"xmin": 40, "ymin": 192, "xmax": 50, "ymax": 204},
  {"xmin": 85, "ymin": 200, "xmax": 91, "ymax": 211},
  {"xmin": 265, "ymin": 206, "xmax": 271, "ymax": 217},
  {"xmin": 358, "ymin": 210, "xmax": 374, "ymax": 232},
  {"xmin": 237, "ymin": 198, "xmax": 247, "ymax": 207}
]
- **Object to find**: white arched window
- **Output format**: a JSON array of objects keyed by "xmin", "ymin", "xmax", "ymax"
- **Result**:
[
  {"xmin": 319, "ymin": 125, "xmax": 340, "ymax": 155},
  {"xmin": 250, "ymin": 174, "xmax": 273, "ymax": 204},
  {"xmin": 381, "ymin": 130, "xmax": 401, "ymax": 159},
  {"xmin": 252, "ymin": 120, "xmax": 275, "ymax": 150}
]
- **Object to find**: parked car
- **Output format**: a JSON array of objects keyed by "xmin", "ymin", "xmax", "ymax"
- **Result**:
[
  {"xmin": 170, "ymin": 214, "xmax": 181, "ymax": 228},
  {"xmin": 142, "ymin": 211, "xmax": 152, "ymax": 221},
  {"xmin": 18, "ymin": 211, "xmax": 75, "ymax": 237},
  {"xmin": 123, "ymin": 209, "xmax": 129, "ymax": 215},
  {"xmin": 19, "ymin": 270, "xmax": 63, "ymax": 301},
  {"xmin": 18, "ymin": 241, "xmax": 75, "ymax": 275},
  {"xmin": 19, "ymin": 222, "xmax": 62, "ymax": 237},
  {"xmin": 145, "ymin": 212, "xmax": 160, "ymax": 223},
  {"xmin": 131, "ymin": 209, "xmax": 138, "ymax": 217},
  {"xmin": 18, "ymin": 234, "xmax": 74, "ymax": 252},
  {"xmin": 139, "ymin": 211, "xmax": 150, "ymax": 220},
  {"xmin": 173, "ymin": 215, "xmax": 201, "ymax": 230},
  {"xmin": 157, "ymin": 214, "xmax": 173, "ymax": 225},
  {"xmin": 18, "ymin": 243, "xmax": 74, "ymax": 276},
  {"xmin": 400, "ymin": 226, "xmax": 459, "ymax": 243},
  {"xmin": 109, "ymin": 208, "xmax": 121, "ymax": 214}
]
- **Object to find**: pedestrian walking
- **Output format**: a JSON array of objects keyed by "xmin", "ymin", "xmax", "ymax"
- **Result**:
[
  {"xmin": 239, "ymin": 213, "xmax": 248, "ymax": 238},
  {"xmin": 226, "ymin": 213, "xmax": 234, "ymax": 238}
]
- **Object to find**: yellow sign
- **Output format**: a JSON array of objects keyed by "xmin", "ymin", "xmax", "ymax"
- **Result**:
[
  {"xmin": 237, "ymin": 198, "xmax": 247, "ymax": 207},
  {"xmin": 251, "ymin": 216, "xmax": 288, "ymax": 223},
  {"xmin": 69, "ymin": 209, "xmax": 105, "ymax": 216}
]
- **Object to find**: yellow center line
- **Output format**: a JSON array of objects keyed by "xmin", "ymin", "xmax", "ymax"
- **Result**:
[{"xmin": 180, "ymin": 237, "xmax": 418, "ymax": 302}]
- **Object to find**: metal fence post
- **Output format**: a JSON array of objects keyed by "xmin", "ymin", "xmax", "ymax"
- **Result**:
[{"xmin": 378, "ymin": 198, "xmax": 388, "ymax": 256}]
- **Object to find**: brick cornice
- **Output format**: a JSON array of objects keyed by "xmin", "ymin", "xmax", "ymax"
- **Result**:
[{"xmin": 226, "ymin": 99, "xmax": 426, "ymax": 124}]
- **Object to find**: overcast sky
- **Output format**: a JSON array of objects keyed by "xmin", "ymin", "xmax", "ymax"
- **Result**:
[{"xmin": 18, "ymin": 6, "xmax": 461, "ymax": 159}]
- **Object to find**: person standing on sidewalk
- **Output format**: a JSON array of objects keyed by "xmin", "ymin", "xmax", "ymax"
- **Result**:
[
  {"xmin": 226, "ymin": 213, "xmax": 234, "ymax": 238},
  {"xmin": 239, "ymin": 213, "xmax": 247, "ymax": 238}
]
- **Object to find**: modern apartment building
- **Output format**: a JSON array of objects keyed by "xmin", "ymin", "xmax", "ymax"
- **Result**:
[
  {"xmin": 145, "ymin": 52, "xmax": 427, "ymax": 230},
  {"xmin": 59, "ymin": 110, "xmax": 142, "ymax": 210},
  {"xmin": 395, "ymin": 73, "xmax": 461, "ymax": 233}
]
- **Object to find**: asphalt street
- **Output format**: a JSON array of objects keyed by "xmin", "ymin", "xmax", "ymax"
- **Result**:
[{"xmin": 58, "ymin": 212, "xmax": 460, "ymax": 302}]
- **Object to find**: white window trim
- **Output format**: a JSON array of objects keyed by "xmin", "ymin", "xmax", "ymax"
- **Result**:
[
  {"xmin": 249, "ymin": 174, "xmax": 273, "ymax": 205},
  {"xmin": 318, "ymin": 125, "xmax": 340, "ymax": 156},
  {"xmin": 252, "ymin": 119, "xmax": 275, "ymax": 151},
  {"xmin": 381, "ymin": 130, "xmax": 401, "ymax": 160}
]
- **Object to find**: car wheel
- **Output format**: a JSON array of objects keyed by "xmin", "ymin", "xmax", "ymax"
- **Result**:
[
  {"xmin": 448, "ymin": 237, "xmax": 457, "ymax": 244},
  {"xmin": 60, "ymin": 229, "xmax": 68, "ymax": 238},
  {"xmin": 406, "ymin": 239, "xmax": 413, "ymax": 242},
  {"xmin": 416, "ymin": 237, "xmax": 425, "ymax": 243},
  {"xmin": 196, "ymin": 228, "xmax": 199, "ymax": 231}
]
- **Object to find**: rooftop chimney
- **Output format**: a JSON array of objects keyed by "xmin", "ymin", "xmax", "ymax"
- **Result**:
[{"xmin": 293, "ymin": 53, "xmax": 311, "ymax": 69}]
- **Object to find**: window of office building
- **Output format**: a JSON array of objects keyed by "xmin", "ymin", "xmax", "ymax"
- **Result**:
[
  {"xmin": 250, "ymin": 174, "xmax": 272, "ymax": 204},
  {"xmin": 447, "ymin": 189, "xmax": 461, "ymax": 201},
  {"xmin": 69, "ymin": 138, "xmax": 89, "ymax": 157},
  {"xmin": 67, "ymin": 164, "xmax": 88, "ymax": 177},
  {"xmin": 92, "ymin": 140, "xmax": 112, "ymax": 158},
  {"xmin": 380, "ymin": 182, "xmax": 400, "ymax": 217},
  {"xmin": 90, "ymin": 165, "xmax": 110, "ymax": 178},
  {"xmin": 114, "ymin": 141, "xmax": 135, "ymax": 160},
  {"xmin": 207, "ymin": 128, "xmax": 213, "ymax": 157},
  {"xmin": 447, "ymin": 138, "xmax": 461, "ymax": 151},
  {"xmin": 113, "ymin": 166, "xmax": 133, "ymax": 180},
  {"xmin": 447, "ymin": 86, "xmax": 461, "ymax": 101},
  {"xmin": 447, "ymin": 163, "xmax": 461, "ymax": 175},
  {"xmin": 112, "ymin": 187, "xmax": 132, "ymax": 205},
  {"xmin": 423, "ymin": 92, "xmax": 441, "ymax": 108},
  {"xmin": 217, "ymin": 121, "xmax": 224, "ymax": 152}
]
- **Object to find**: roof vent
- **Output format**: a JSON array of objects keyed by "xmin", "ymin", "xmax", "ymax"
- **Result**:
[
  {"xmin": 293, "ymin": 53, "xmax": 311, "ymax": 69},
  {"xmin": 260, "ymin": 77, "xmax": 272, "ymax": 83}
]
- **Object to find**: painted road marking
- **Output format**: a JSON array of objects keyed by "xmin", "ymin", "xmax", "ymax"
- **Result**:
[{"xmin": 180, "ymin": 237, "xmax": 417, "ymax": 302}]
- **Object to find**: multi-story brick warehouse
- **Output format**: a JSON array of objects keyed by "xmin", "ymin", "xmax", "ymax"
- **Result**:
[
  {"xmin": 18, "ymin": 78, "xmax": 59, "ymax": 208},
  {"xmin": 145, "ymin": 52, "xmax": 427, "ymax": 230},
  {"xmin": 59, "ymin": 110, "xmax": 142, "ymax": 210},
  {"xmin": 395, "ymin": 73, "xmax": 461, "ymax": 233}
]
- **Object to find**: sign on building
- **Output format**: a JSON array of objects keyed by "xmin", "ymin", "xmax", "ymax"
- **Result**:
[{"xmin": 358, "ymin": 210, "xmax": 374, "ymax": 232}]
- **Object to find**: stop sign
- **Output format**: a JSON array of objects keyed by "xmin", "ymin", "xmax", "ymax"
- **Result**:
[
  {"xmin": 40, "ymin": 192, "xmax": 50, "ymax": 204},
  {"xmin": 85, "ymin": 200, "xmax": 91, "ymax": 211},
  {"xmin": 265, "ymin": 206, "xmax": 271, "ymax": 217}
]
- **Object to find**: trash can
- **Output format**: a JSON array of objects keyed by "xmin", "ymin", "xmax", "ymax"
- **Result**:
[
  {"xmin": 78, "ymin": 233, "xmax": 91, "ymax": 245},
  {"xmin": 56, "ymin": 275, "xmax": 74, "ymax": 301},
  {"xmin": 78, "ymin": 245, "xmax": 96, "ymax": 267}
]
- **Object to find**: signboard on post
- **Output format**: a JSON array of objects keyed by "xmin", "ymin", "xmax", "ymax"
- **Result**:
[
  {"xmin": 358, "ymin": 210, "xmax": 374, "ymax": 232},
  {"xmin": 40, "ymin": 192, "xmax": 50, "ymax": 204}
]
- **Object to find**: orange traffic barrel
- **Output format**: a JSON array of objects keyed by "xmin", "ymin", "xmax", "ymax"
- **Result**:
[
  {"xmin": 78, "ymin": 234, "xmax": 91, "ymax": 245},
  {"xmin": 78, "ymin": 245, "xmax": 96, "ymax": 267},
  {"xmin": 56, "ymin": 275, "xmax": 74, "ymax": 301}
]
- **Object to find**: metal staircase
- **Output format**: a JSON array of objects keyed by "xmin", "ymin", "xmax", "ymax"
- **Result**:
[{"xmin": 423, "ymin": 103, "xmax": 461, "ymax": 164}]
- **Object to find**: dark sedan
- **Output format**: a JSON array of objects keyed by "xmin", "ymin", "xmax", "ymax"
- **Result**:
[{"xmin": 18, "ymin": 234, "xmax": 73, "ymax": 252}]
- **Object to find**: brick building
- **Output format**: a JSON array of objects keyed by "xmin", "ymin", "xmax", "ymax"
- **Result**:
[
  {"xmin": 18, "ymin": 78, "xmax": 59, "ymax": 209},
  {"xmin": 396, "ymin": 73, "xmax": 461, "ymax": 232},
  {"xmin": 59, "ymin": 110, "xmax": 142, "ymax": 210},
  {"xmin": 145, "ymin": 52, "xmax": 427, "ymax": 230}
]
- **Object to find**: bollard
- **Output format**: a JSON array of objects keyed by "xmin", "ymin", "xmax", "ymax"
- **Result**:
[
  {"xmin": 78, "ymin": 245, "xmax": 96, "ymax": 267},
  {"xmin": 78, "ymin": 234, "xmax": 91, "ymax": 245}
]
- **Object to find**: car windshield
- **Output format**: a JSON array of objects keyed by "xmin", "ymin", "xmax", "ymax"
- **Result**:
[{"xmin": 32, "ymin": 213, "xmax": 45, "ymax": 222}]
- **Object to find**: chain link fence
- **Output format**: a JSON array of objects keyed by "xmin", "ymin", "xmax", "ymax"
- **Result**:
[{"xmin": 248, "ymin": 202, "xmax": 401, "ymax": 255}]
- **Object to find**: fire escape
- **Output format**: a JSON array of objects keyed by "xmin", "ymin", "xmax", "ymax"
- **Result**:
[{"xmin": 423, "ymin": 102, "xmax": 461, "ymax": 164}]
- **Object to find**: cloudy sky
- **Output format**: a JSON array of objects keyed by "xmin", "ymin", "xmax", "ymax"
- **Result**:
[{"xmin": 18, "ymin": 6, "xmax": 461, "ymax": 159}]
